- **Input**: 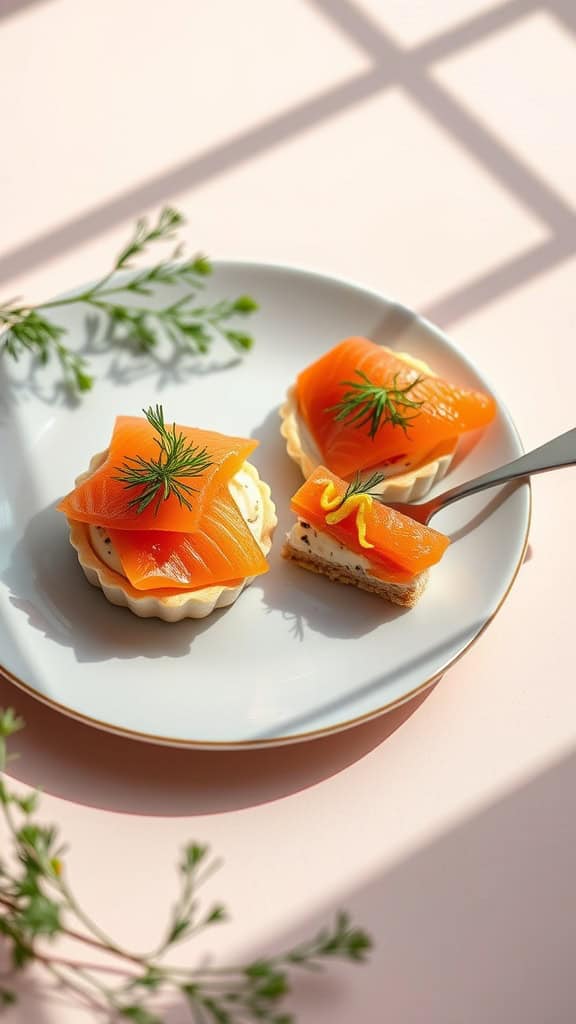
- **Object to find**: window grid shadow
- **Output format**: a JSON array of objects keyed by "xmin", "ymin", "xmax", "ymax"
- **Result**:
[
  {"xmin": 0, "ymin": 0, "xmax": 573, "ymax": 327},
  {"xmin": 309, "ymin": 0, "xmax": 576, "ymax": 322}
]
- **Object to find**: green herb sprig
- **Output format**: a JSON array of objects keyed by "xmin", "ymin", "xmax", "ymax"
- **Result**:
[
  {"xmin": 0, "ymin": 207, "xmax": 259, "ymax": 395},
  {"xmin": 342, "ymin": 470, "xmax": 388, "ymax": 502},
  {"xmin": 0, "ymin": 709, "xmax": 371, "ymax": 1022},
  {"xmin": 328, "ymin": 369, "xmax": 425, "ymax": 439},
  {"xmin": 113, "ymin": 404, "xmax": 213, "ymax": 516}
]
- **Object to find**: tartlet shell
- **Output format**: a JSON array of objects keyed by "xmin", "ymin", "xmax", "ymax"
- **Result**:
[
  {"xmin": 66, "ymin": 454, "xmax": 277, "ymax": 621},
  {"xmin": 279, "ymin": 351, "xmax": 456, "ymax": 503}
]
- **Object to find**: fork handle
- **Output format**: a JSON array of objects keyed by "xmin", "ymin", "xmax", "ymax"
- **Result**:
[{"xmin": 427, "ymin": 426, "xmax": 576, "ymax": 514}]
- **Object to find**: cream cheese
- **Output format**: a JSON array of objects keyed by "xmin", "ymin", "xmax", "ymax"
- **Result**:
[
  {"xmin": 89, "ymin": 465, "xmax": 265, "ymax": 578},
  {"xmin": 287, "ymin": 519, "xmax": 371, "ymax": 574},
  {"xmin": 89, "ymin": 525, "xmax": 124, "ymax": 574},
  {"xmin": 228, "ymin": 466, "xmax": 264, "ymax": 542}
]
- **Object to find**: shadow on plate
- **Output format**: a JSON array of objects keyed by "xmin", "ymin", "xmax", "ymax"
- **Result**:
[
  {"xmin": 3, "ymin": 502, "xmax": 224, "ymax": 663},
  {"xmin": 0, "ymin": 672, "xmax": 435, "ymax": 815},
  {"xmin": 0, "ymin": 309, "xmax": 242, "ymax": 416},
  {"xmin": 4, "ymin": 495, "xmax": 397, "ymax": 665},
  {"xmin": 3, "ymin": 402, "xmax": 405, "ymax": 672},
  {"xmin": 445, "ymin": 480, "xmax": 526, "ymax": 544},
  {"xmin": 368, "ymin": 300, "xmax": 418, "ymax": 347}
]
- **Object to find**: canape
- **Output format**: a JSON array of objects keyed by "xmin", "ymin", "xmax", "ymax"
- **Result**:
[
  {"xmin": 280, "ymin": 336, "xmax": 496, "ymax": 502},
  {"xmin": 59, "ymin": 406, "xmax": 276, "ymax": 620},
  {"xmin": 282, "ymin": 466, "xmax": 450, "ymax": 608}
]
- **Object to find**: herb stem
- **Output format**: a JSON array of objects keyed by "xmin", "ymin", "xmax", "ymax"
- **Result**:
[
  {"xmin": 62, "ymin": 925, "xmax": 144, "ymax": 964},
  {"xmin": 37, "ymin": 955, "xmax": 140, "ymax": 979},
  {"xmin": 39, "ymin": 278, "xmax": 155, "ymax": 312},
  {"xmin": 44, "ymin": 962, "xmax": 108, "ymax": 1014},
  {"xmin": 1, "ymin": 206, "xmax": 258, "ymax": 394},
  {"xmin": 55, "ymin": 876, "xmax": 142, "ymax": 964},
  {"xmin": 0, "ymin": 707, "xmax": 371, "ymax": 1022}
]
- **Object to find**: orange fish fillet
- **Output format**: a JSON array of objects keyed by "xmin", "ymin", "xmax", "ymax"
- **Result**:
[
  {"xmin": 108, "ymin": 487, "xmax": 269, "ymax": 591},
  {"xmin": 296, "ymin": 337, "xmax": 496, "ymax": 479},
  {"xmin": 290, "ymin": 467, "xmax": 449, "ymax": 582},
  {"xmin": 59, "ymin": 416, "xmax": 257, "ymax": 533}
]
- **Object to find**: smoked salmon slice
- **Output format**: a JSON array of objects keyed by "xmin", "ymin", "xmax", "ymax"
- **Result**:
[
  {"xmin": 290, "ymin": 467, "xmax": 449, "ymax": 582},
  {"xmin": 296, "ymin": 337, "xmax": 496, "ymax": 479},
  {"xmin": 58, "ymin": 416, "xmax": 257, "ymax": 533},
  {"xmin": 108, "ymin": 487, "xmax": 269, "ymax": 591}
]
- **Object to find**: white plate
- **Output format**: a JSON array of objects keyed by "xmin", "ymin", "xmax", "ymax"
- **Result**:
[{"xmin": 0, "ymin": 262, "xmax": 530, "ymax": 748}]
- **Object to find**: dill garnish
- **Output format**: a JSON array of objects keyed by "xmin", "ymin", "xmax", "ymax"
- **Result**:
[
  {"xmin": 113, "ymin": 404, "xmax": 213, "ymax": 515},
  {"xmin": 328, "ymin": 369, "xmax": 424, "ymax": 439}
]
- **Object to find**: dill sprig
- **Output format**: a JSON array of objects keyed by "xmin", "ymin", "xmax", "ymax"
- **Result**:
[
  {"xmin": 113, "ymin": 404, "xmax": 213, "ymax": 516},
  {"xmin": 0, "ymin": 709, "xmax": 372, "ymax": 1022},
  {"xmin": 0, "ymin": 207, "xmax": 259, "ymax": 395},
  {"xmin": 342, "ymin": 470, "xmax": 388, "ymax": 502},
  {"xmin": 328, "ymin": 369, "xmax": 425, "ymax": 439}
]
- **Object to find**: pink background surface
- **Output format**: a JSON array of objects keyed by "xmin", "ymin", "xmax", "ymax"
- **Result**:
[{"xmin": 1, "ymin": 1, "xmax": 576, "ymax": 1020}]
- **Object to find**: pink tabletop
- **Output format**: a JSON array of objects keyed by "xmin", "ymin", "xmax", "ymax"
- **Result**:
[{"xmin": 1, "ymin": 1, "xmax": 576, "ymax": 1021}]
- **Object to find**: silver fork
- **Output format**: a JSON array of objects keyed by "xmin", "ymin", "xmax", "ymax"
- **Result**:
[{"xmin": 383, "ymin": 427, "xmax": 576, "ymax": 525}]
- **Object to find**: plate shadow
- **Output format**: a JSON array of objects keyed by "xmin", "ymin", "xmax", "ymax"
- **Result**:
[
  {"xmin": 0, "ymin": 674, "xmax": 434, "ymax": 816},
  {"xmin": 3, "ymin": 502, "xmax": 226, "ymax": 664}
]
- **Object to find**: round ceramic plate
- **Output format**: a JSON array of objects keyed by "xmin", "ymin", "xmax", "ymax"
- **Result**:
[{"xmin": 0, "ymin": 262, "xmax": 530, "ymax": 748}]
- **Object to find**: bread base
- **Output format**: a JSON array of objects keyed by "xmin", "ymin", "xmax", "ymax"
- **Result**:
[{"xmin": 281, "ymin": 541, "xmax": 428, "ymax": 608}]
